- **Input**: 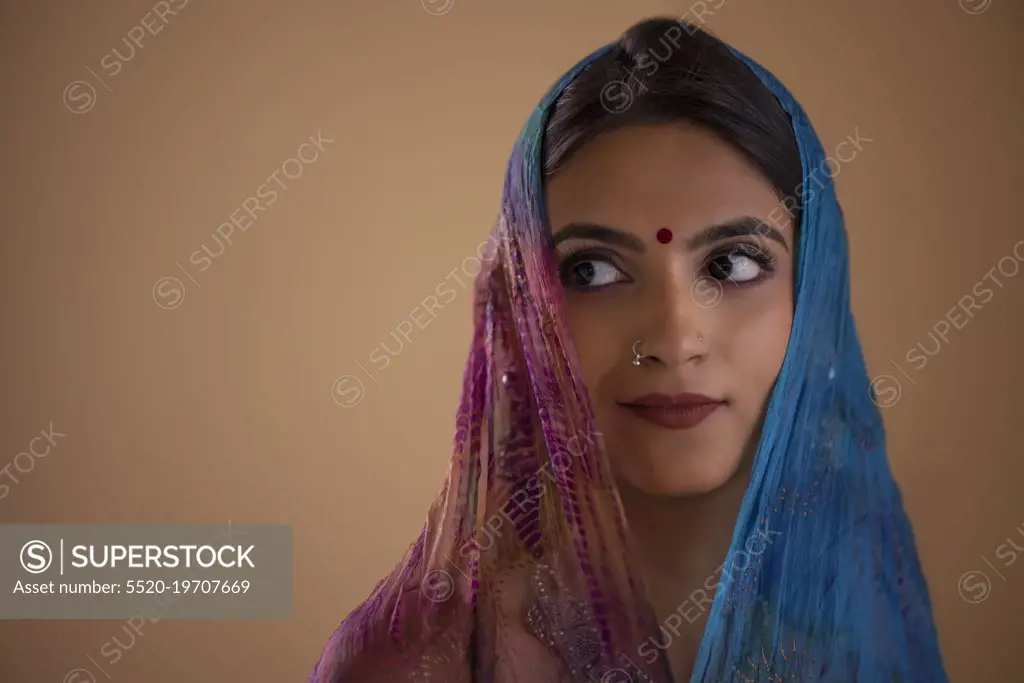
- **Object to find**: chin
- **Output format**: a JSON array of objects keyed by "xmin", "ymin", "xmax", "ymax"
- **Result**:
[{"xmin": 612, "ymin": 448, "xmax": 744, "ymax": 497}]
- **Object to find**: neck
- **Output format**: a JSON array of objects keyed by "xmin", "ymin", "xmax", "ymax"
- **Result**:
[
  {"xmin": 615, "ymin": 465, "xmax": 752, "ymax": 683},
  {"xmin": 618, "ymin": 467, "xmax": 751, "ymax": 585}
]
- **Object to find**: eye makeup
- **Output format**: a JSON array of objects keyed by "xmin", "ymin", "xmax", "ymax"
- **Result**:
[
  {"xmin": 557, "ymin": 246, "xmax": 631, "ymax": 291},
  {"xmin": 703, "ymin": 241, "xmax": 778, "ymax": 286}
]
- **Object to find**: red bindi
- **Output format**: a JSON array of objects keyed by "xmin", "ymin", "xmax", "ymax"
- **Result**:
[{"xmin": 656, "ymin": 227, "xmax": 673, "ymax": 244}]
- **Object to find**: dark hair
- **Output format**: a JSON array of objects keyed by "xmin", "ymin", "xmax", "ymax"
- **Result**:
[{"xmin": 543, "ymin": 18, "xmax": 802, "ymax": 223}]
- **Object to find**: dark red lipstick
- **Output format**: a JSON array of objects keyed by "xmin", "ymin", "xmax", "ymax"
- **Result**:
[{"xmin": 620, "ymin": 393, "xmax": 725, "ymax": 430}]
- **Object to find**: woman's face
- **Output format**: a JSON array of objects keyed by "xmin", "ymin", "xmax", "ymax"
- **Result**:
[{"xmin": 545, "ymin": 124, "xmax": 795, "ymax": 496}]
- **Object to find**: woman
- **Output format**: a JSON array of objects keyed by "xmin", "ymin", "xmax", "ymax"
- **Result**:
[{"xmin": 311, "ymin": 18, "xmax": 948, "ymax": 682}]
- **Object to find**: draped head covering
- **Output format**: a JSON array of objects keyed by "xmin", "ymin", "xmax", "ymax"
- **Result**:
[{"xmin": 310, "ymin": 20, "xmax": 948, "ymax": 683}]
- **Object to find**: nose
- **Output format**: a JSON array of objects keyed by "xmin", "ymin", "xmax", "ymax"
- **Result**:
[{"xmin": 635, "ymin": 270, "xmax": 711, "ymax": 368}]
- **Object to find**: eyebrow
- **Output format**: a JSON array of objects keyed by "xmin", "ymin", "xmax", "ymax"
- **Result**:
[
  {"xmin": 687, "ymin": 216, "xmax": 790, "ymax": 253},
  {"xmin": 551, "ymin": 216, "xmax": 789, "ymax": 253}
]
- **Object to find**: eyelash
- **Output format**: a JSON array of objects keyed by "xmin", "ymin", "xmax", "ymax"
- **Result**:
[
  {"xmin": 705, "ymin": 241, "xmax": 777, "ymax": 287},
  {"xmin": 557, "ymin": 248, "xmax": 631, "ymax": 292},
  {"xmin": 557, "ymin": 240, "xmax": 777, "ymax": 292}
]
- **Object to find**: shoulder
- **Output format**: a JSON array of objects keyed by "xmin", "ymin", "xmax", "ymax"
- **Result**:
[{"xmin": 481, "ymin": 557, "xmax": 573, "ymax": 682}]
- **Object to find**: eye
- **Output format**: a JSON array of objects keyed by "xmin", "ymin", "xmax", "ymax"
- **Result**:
[
  {"xmin": 706, "ymin": 243, "xmax": 776, "ymax": 285},
  {"xmin": 558, "ymin": 252, "xmax": 628, "ymax": 291}
]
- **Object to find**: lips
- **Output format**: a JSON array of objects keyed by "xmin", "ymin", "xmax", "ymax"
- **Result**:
[{"xmin": 619, "ymin": 393, "xmax": 725, "ymax": 430}]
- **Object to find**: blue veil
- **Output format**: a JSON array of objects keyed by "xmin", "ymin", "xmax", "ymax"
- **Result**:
[{"xmin": 513, "ymin": 30, "xmax": 949, "ymax": 683}]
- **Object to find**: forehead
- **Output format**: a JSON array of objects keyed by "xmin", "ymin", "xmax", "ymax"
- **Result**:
[{"xmin": 545, "ymin": 124, "xmax": 790, "ymax": 236}]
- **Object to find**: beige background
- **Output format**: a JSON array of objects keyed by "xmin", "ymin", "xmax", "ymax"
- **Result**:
[{"xmin": 1, "ymin": 0, "xmax": 1021, "ymax": 681}]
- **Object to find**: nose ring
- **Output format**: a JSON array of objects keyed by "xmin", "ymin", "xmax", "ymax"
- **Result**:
[
  {"xmin": 631, "ymin": 340, "xmax": 647, "ymax": 366},
  {"xmin": 633, "ymin": 334, "xmax": 705, "ymax": 366}
]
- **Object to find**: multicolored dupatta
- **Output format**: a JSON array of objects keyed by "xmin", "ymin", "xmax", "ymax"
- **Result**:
[{"xmin": 310, "ymin": 30, "xmax": 949, "ymax": 683}]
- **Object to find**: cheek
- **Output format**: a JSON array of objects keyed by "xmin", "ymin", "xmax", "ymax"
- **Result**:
[
  {"xmin": 562, "ymin": 299, "xmax": 625, "ymax": 392},
  {"xmin": 718, "ymin": 290, "xmax": 793, "ymax": 389}
]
